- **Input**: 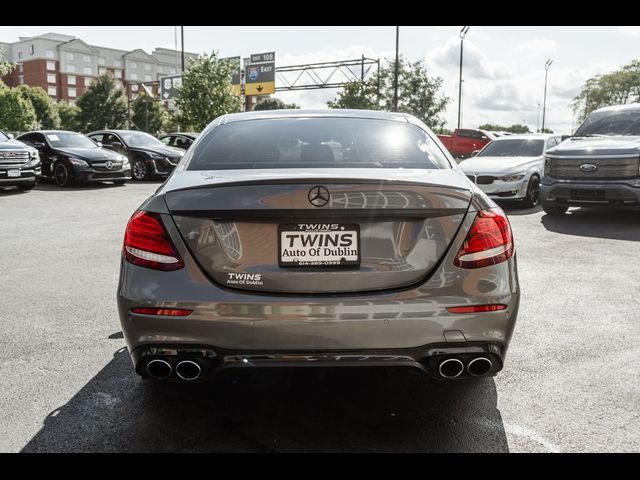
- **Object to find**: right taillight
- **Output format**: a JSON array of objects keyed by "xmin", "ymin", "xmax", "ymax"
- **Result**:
[
  {"xmin": 123, "ymin": 211, "xmax": 184, "ymax": 271},
  {"xmin": 454, "ymin": 208, "xmax": 514, "ymax": 269}
]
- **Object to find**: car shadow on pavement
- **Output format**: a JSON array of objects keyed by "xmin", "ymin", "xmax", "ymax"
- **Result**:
[
  {"xmin": 0, "ymin": 187, "xmax": 29, "ymax": 196},
  {"xmin": 541, "ymin": 208, "xmax": 640, "ymax": 241},
  {"xmin": 498, "ymin": 203, "xmax": 542, "ymax": 216},
  {"xmin": 22, "ymin": 348, "xmax": 509, "ymax": 452}
]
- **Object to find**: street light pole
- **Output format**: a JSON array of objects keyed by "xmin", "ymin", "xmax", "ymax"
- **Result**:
[
  {"xmin": 541, "ymin": 58, "xmax": 553, "ymax": 133},
  {"xmin": 458, "ymin": 26, "xmax": 470, "ymax": 129},
  {"xmin": 393, "ymin": 26, "xmax": 399, "ymax": 112},
  {"xmin": 180, "ymin": 26, "xmax": 185, "ymax": 73},
  {"xmin": 537, "ymin": 103, "xmax": 541, "ymax": 133}
]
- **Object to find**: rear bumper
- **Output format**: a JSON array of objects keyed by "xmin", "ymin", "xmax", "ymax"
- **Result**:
[{"xmin": 541, "ymin": 179, "xmax": 640, "ymax": 207}]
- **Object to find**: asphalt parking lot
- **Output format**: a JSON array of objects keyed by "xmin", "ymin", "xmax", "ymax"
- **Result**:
[{"xmin": 1, "ymin": 181, "xmax": 638, "ymax": 452}]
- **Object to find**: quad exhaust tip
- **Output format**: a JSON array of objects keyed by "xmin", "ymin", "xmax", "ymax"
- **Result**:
[
  {"xmin": 438, "ymin": 358, "xmax": 464, "ymax": 378},
  {"xmin": 467, "ymin": 357, "xmax": 493, "ymax": 377},
  {"xmin": 146, "ymin": 359, "xmax": 172, "ymax": 379},
  {"xmin": 176, "ymin": 360, "xmax": 202, "ymax": 381}
]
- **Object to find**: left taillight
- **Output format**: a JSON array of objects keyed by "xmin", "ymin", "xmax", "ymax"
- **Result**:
[{"xmin": 123, "ymin": 211, "xmax": 184, "ymax": 271}]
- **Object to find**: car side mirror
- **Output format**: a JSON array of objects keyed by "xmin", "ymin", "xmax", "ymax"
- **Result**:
[
  {"xmin": 471, "ymin": 150, "xmax": 480, "ymax": 157},
  {"xmin": 111, "ymin": 141, "xmax": 123, "ymax": 149},
  {"xmin": 33, "ymin": 141, "xmax": 46, "ymax": 149},
  {"xmin": 7, "ymin": 133, "xmax": 14, "ymax": 139},
  {"xmin": 561, "ymin": 135, "xmax": 571, "ymax": 141},
  {"xmin": 95, "ymin": 141, "xmax": 103, "ymax": 148}
]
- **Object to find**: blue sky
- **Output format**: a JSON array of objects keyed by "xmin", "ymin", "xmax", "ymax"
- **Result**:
[{"xmin": 2, "ymin": 26, "xmax": 639, "ymax": 133}]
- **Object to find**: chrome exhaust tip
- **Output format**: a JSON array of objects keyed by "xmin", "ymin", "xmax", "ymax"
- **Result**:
[
  {"xmin": 176, "ymin": 360, "xmax": 202, "ymax": 381},
  {"xmin": 146, "ymin": 359, "xmax": 172, "ymax": 379},
  {"xmin": 467, "ymin": 357, "xmax": 493, "ymax": 377},
  {"xmin": 438, "ymin": 358, "xmax": 464, "ymax": 378}
]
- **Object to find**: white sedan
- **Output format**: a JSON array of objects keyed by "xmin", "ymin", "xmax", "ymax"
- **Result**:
[{"xmin": 459, "ymin": 134, "xmax": 561, "ymax": 207}]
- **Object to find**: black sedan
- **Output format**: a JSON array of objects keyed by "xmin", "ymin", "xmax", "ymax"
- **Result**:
[
  {"xmin": 16, "ymin": 131, "xmax": 131, "ymax": 187},
  {"xmin": 87, "ymin": 130, "xmax": 184, "ymax": 181},
  {"xmin": 159, "ymin": 132, "xmax": 198, "ymax": 150}
]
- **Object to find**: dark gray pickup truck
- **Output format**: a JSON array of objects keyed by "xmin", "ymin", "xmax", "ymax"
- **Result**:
[
  {"xmin": 0, "ymin": 130, "xmax": 41, "ymax": 191},
  {"xmin": 540, "ymin": 104, "xmax": 640, "ymax": 215}
]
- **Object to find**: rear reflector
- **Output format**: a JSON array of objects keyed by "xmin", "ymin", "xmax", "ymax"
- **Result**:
[
  {"xmin": 123, "ymin": 211, "xmax": 184, "ymax": 271},
  {"xmin": 454, "ymin": 208, "xmax": 514, "ymax": 269},
  {"xmin": 130, "ymin": 308, "xmax": 193, "ymax": 316},
  {"xmin": 447, "ymin": 304, "xmax": 507, "ymax": 314}
]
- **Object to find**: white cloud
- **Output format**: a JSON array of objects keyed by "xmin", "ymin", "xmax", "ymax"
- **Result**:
[
  {"xmin": 514, "ymin": 38, "xmax": 557, "ymax": 57},
  {"xmin": 429, "ymin": 37, "xmax": 508, "ymax": 80},
  {"xmin": 618, "ymin": 26, "xmax": 640, "ymax": 37}
]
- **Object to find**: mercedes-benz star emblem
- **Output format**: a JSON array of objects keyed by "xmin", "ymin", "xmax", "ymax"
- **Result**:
[
  {"xmin": 308, "ymin": 186, "xmax": 330, "ymax": 207},
  {"xmin": 105, "ymin": 161, "xmax": 113, "ymax": 170}
]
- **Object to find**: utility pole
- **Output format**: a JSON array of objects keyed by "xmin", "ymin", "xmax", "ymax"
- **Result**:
[
  {"xmin": 393, "ymin": 26, "xmax": 399, "ymax": 111},
  {"xmin": 537, "ymin": 103, "xmax": 541, "ymax": 133},
  {"xmin": 458, "ymin": 26, "xmax": 470, "ymax": 129},
  {"xmin": 181, "ymin": 26, "xmax": 185, "ymax": 73},
  {"xmin": 541, "ymin": 58, "xmax": 553, "ymax": 133}
]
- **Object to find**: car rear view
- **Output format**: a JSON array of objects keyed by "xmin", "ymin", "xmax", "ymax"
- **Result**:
[{"xmin": 117, "ymin": 110, "xmax": 519, "ymax": 383}]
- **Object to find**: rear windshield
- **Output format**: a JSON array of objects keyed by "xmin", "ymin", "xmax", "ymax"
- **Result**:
[
  {"xmin": 478, "ymin": 139, "xmax": 545, "ymax": 157},
  {"xmin": 187, "ymin": 118, "xmax": 451, "ymax": 170}
]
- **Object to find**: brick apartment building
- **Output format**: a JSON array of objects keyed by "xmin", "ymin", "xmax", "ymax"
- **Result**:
[{"xmin": 0, "ymin": 32, "xmax": 198, "ymax": 102}]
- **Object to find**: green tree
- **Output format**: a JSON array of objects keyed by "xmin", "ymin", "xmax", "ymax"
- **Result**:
[
  {"xmin": 0, "ymin": 45, "xmax": 15, "ymax": 77},
  {"xmin": 328, "ymin": 55, "xmax": 450, "ymax": 129},
  {"xmin": 174, "ymin": 53, "xmax": 241, "ymax": 131},
  {"xmin": 76, "ymin": 74, "xmax": 127, "ymax": 132},
  {"xmin": 254, "ymin": 97, "xmax": 300, "ymax": 110},
  {"xmin": 16, "ymin": 85, "xmax": 60, "ymax": 129},
  {"xmin": 572, "ymin": 60, "xmax": 640, "ymax": 122},
  {"xmin": 56, "ymin": 101, "xmax": 81, "ymax": 131},
  {"xmin": 0, "ymin": 89, "xmax": 37, "ymax": 131},
  {"xmin": 478, "ymin": 123, "xmax": 531, "ymax": 134},
  {"xmin": 327, "ymin": 80, "xmax": 380, "ymax": 110},
  {"xmin": 131, "ymin": 94, "xmax": 168, "ymax": 135}
]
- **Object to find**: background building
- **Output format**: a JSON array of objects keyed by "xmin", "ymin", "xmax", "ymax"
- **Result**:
[{"xmin": 0, "ymin": 32, "xmax": 198, "ymax": 102}]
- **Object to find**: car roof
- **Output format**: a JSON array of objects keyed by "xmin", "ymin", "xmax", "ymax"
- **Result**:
[
  {"xmin": 591, "ymin": 103, "xmax": 640, "ymax": 114},
  {"xmin": 162, "ymin": 132, "xmax": 198, "ymax": 137},
  {"xmin": 20, "ymin": 130, "xmax": 82, "ymax": 135},
  {"xmin": 490, "ymin": 133, "xmax": 553, "ymax": 141},
  {"xmin": 220, "ymin": 109, "xmax": 409, "ymax": 124}
]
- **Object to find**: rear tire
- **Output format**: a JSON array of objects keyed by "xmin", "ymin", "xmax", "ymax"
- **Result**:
[
  {"xmin": 522, "ymin": 175, "xmax": 540, "ymax": 208},
  {"xmin": 53, "ymin": 163, "xmax": 73, "ymax": 187},
  {"xmin": 17, "ymin": 182, "xmax": 36, "ymax": 191},
  {"xmin": 541, "ymin": 202, "xmax": 568, "ymax": 216}
]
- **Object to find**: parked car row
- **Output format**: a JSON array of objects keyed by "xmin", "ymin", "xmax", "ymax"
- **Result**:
[
  {"xmin": 0, "ymin": 129, "xmax": 196, "ymax": 190},
  {"xmin": 456, "ymin": 103, "xmax": 640, "ymax": 213}
]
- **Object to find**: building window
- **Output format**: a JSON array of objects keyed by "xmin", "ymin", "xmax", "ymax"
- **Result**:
[
  {"xmin": 68, "ymin": 87, "xmax": 77, "ymax": 98},
  {"xmin": 18, "ymin": 52, "xmax": 22, "ymax": 59},
  {"xmin": 144, "ymin": 75, "xmax": 152, "ymax": 82},
  {"xmin": 67, "ymin": 52, "xmax": 74, "ymax": 60},
  {"xmin": 46, "ymin": 61, "xmax": 55, "ymax": 71},
  {"xmin": 68, "ymin": 75, "xmax": 76, "ymax": 85},
  {"xmin": 46, "ymin": 50, "xmax": 54, "ymax": 59},
  {"xmin": 113, "ymin": 59, "xmax": 122, "ymax": 68},
  {"xmin": 18, "ymin": 64, "xmax": 24, "ymax": 73},
  {"xmin": 144, "ymin": 63, "xmax": 151, "ymax": 71},
  {"xmin": 29, "ymin": 44, "xmax": 35, "ymax": 55},
  {"xmin": 114, "ymin": 69, "xmax": 123, "ymax": 78},
  {"xmin": 130, "ymin": 72, "xmax": 138, "ymax": 80},
  {"xmin": 98, "ymin": 57, "xmax": 106, "ymax": 65},
  {"xmin": 67, "ymin": 64, "xmax": 76, "ymax": 73},
  {"xmin": 47, "ymin": 74, "xmax": 56, "ymax": 84},
  {"xmin": 99, "ymin": 67, "xmax": 107, "ymax": 76},
  {"xmin": 83, "ymin": 55, "xmax": 91, "ymax": 63},
  {"xmin": 18, "ymin": 75, "xmax": 24, "ymax": 85},
  {"xmin": 83, "ymin": 67, "xmax": 92, "ymax": 75},
  {"xmin": 48, "ymin": 86, "xmax": 57, "ymax": 96},
  {"xmin": 85, "ymin": 78, "xmax": 92, "ymax": 87},
  {"xmin": 130, "ymin": 62, "xmax": 137, "ymax": 69}
]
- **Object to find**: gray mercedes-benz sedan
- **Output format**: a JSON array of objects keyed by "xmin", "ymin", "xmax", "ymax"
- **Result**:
[{"xmin": 117, "ymin": 109, "xmax": 519, "ymax": 383}]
